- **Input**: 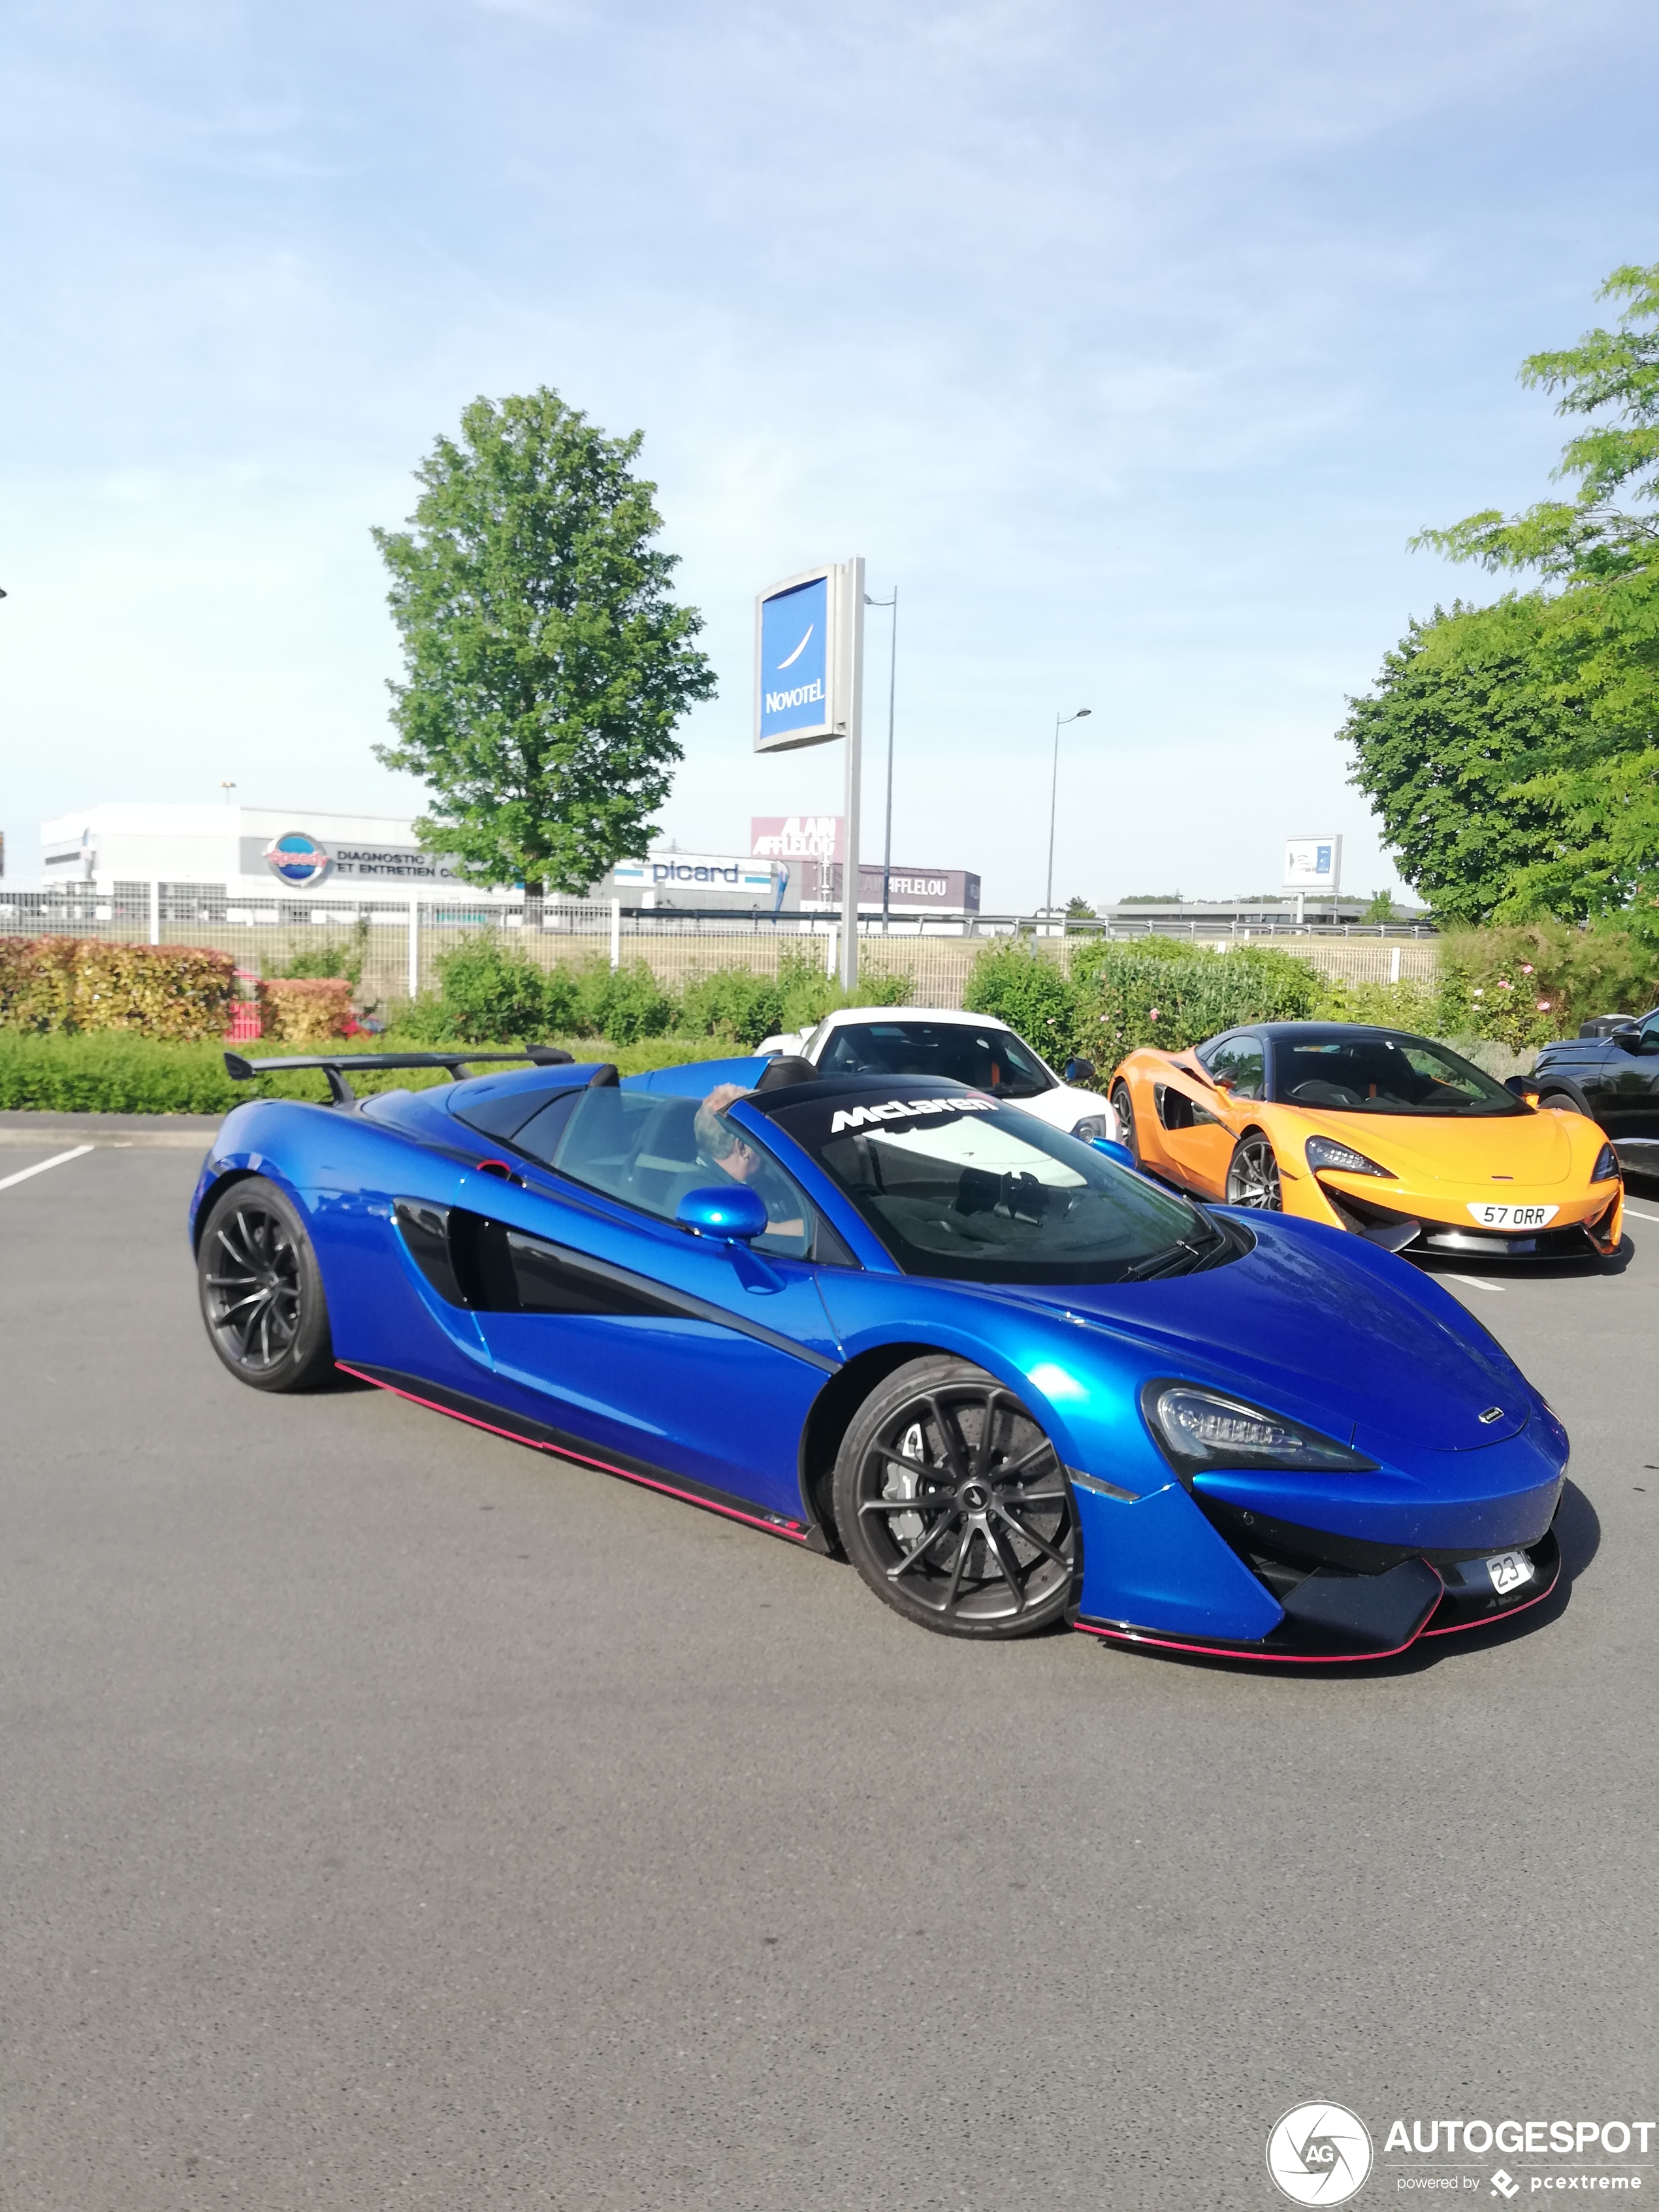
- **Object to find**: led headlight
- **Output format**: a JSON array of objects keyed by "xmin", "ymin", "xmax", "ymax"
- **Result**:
[
  {"xmin": 1141, "ymin": 1380, "xmax": 1377, "ymax": 1475},
  {"xmin": 1305, "ymin": 1134, "xmax": 1393, "ymax": 1178},
  {"xmin": 1071, "ymin": 1114, "xmax": 1109, "ymax": 1142},
  {"xmin": 1591, "ymin": 1142, "xmax": 1620, "ymax": 1183}
]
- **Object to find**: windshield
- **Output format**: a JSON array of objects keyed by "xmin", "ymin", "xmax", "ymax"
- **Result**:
[
  {"xmin": 761, "ymin": 1081, "xmax": 1227, "ymax": 1283},
  {"xmin": 815, "ymin": 1020, "xmax": 1054, "ymax": 1100},
  {"xmin": 1269, "ymin": 1029, "xmax": 1527, "ymax": 1117}
]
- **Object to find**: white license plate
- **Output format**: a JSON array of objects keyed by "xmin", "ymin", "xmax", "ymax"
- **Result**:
[
  {"xmin": 1466, "ymin": 1202, "xmax": 1558, "ymax": 1229},
  {"xmin": 1484, "ymin": 1549, "xmax": 1535, "ymax": 1596}
]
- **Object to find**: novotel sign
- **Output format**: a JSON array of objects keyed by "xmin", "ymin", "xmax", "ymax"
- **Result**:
[{"xmin": 754, "ymin": 562, "xmax": 861, "ymax": 754}]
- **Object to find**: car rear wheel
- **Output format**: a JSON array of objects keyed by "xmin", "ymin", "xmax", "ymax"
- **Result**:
[
  {"xmin": 832, "ymin": 1358, "xmax": 1077, "ymax": 1639},
  {"xmin": 197, "ymin": 1176, "xmax": 336, "ymax": 1392},
  {"xmin": 1225, "ymin": 1131, "xmax": 1282, "ymax": 1210},
  {"xmin": 1110, "ymin": 1080, "xmax": 1138, "ymax": 1162}
]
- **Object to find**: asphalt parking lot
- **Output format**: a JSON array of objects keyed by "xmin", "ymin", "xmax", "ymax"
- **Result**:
[{"xmin": 2, "ymin": 1137, "xmax": 1655, "ymax": 2212}]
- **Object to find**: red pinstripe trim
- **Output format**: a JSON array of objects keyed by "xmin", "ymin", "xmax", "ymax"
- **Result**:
[
  {"xmin": 1071, "ymin": 1617, "xmax": 1430, "ymax": 1665},
  {"xmin": 334, "ymin": 1362, "xmax": 812, "ymax": 1544},
  {"xmin": 1419, "ymin": 1567, "xmax": 1558, "ymax": 1636},
  {"xmin": 1076, "ymin": 1550, "xmax": 1558, "ymax": 1663}
]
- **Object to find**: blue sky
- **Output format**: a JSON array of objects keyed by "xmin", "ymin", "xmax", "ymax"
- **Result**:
[{"xmin": 3, "ymin": 0, "xmax": 1656, "ymax": 906}]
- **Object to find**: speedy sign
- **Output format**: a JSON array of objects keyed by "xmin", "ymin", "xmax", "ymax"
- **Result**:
[{"xmin": 756, "ymin": 572, "xmax": 833, "ymax": 750}]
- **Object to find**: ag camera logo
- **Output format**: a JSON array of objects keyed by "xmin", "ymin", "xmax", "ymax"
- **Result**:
[{"xmin": 1267, "ymin": 2102, "xmax": 1374, "ymax": 2205}]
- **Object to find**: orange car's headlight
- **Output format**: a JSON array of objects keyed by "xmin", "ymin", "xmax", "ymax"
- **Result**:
[
  {"xmin": 1305, "ymin": 1134, "xmax": 1394, "ymax": 1178},
  {"xmin": 1592, "ymin": 1142, "xmax": 1620, "ymax": 1184}
]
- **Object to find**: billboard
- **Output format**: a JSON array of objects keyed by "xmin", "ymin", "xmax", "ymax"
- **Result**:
[
  {"xmin": 238, "ymin": 834, "xmax": 474, "ymax": 886},
  {"xmin": 754, "ymin": 562, "xmax": 862, "ymax": 754},
  {"xmin": 1282, "ymin": 835, "xmax": 1342, "ymax": 895},
  {"xmin": 815, "ymin": 863, "xmax": 982, "ymax": 913},
  {"xmin": 750, "ymin": 815, "xmax": 844, "ymax": 863},
  {"xmin": 611, "ymin": 852, "xmax": 777, "ymax": 899}
]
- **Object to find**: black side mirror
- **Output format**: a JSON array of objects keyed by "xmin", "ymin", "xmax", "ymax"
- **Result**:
[
  {"xmin": 1503, "ymin": 1076, "xmax": 1528, "ymax": 1097},
  {"xmin": 1613, "ymin": 1025, "xmax": 1643, "ymax": 1052},
  {"xmin": 1063, "ymin": 1057, "xmax": 1097, "ymax": 1083}
]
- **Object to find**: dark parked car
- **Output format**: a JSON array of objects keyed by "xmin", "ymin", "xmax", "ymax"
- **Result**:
[{"xmin": 1531, "ymin": 1009, "xmax": 1659, "ymax": 1174}]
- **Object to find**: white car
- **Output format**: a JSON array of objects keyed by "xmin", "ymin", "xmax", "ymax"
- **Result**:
[{"xmin": 756, "ymin": 1006, "xmax": 1121, "ymax": 1146}]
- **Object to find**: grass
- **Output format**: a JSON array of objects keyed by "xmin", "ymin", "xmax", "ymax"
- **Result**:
[{"xmin": 0, "ymin": 1029, "xmax": 742, "ymax": 1115}]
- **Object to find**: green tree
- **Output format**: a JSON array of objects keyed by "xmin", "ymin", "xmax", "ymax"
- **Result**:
[
  {"xmin": 373, "ymin": 389, "xmax": 717, "ymax": 897},
  {"xmin": 1339, "ymin": 598, "xmax": 1580, "ymax": 925},
  {"xmin": 1370, "ymin": 264, "xmax": 1659, "ymax": 925}
]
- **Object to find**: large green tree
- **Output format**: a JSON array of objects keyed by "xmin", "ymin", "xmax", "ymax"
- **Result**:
[
  {"xmin": 374, "ymin": 389, "xmax": 716, "ymax": 896},
  {"xmin": 1340, "ymin": 598, "xmax": 1583, "ymax": 926},
  {"xmin": 1344, "ymin": 264, "xmax": 1659, "ymax": 925}
]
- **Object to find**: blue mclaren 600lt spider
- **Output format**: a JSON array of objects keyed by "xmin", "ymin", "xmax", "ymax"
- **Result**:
[{"xmin": 188, "ymin": 1047, "xmax": 1570, "ymax": 1662}]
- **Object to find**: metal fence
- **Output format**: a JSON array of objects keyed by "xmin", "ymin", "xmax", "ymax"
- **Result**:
[{"xmin": 0, "ymin": 887, "xmax": 1440, "ymax": 1010}]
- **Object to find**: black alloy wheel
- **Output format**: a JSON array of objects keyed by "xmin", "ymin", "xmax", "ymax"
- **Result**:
[
  {"xmin": 1225, "ymin": 1130, "xmax": 1282, "ymax": 1210},
  {"xmin": 197, "ymin": 1176, "xmax": 336, "ymax": 1392},
  {"xmin": 833, "ymin": 1358, "xmax": 1078, "ymax": 1639},
  {"xmin": 1110, "ymin": 1080, "xmax": 1138, "ymax": 1162}
]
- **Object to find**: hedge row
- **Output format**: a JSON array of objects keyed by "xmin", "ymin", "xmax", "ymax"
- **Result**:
[
  {"xmin": 0, "ymin": 1029, "xmax": 730, "ymax": 1114},
  {"xmin": 962, "ymin": 921, "xmax": 1659, "ymax": 1065},
  {"xmin": 402, "ymin": 937, "xmax": 911, "ymax": 1049},
  {"xmin": 0, "ymin": 939, "xmax": 237, "ymax": 1040},
  {"xmin": 964, "ymin": 938, "xmax": 1321, "ymax": 1061}
]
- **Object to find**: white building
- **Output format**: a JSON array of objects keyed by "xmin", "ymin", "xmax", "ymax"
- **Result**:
[{"xmin": 38, "ymin": 803, "xmax": 512, "ymax": 915}]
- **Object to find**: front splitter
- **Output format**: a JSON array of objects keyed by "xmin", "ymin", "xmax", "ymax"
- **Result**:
[{"xmin": 1071, "ymin": 1530, "xmax": 1562, "ymax": 1664}]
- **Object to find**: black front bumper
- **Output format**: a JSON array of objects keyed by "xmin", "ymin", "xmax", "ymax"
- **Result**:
[
  {"xmin": 1322, "ymin": 1183, "xmax": 1620, "ymax": 1259},
  {"xmin": 1072, "ymin": 1526, "xmax": 1561, "ymax": 1664}
]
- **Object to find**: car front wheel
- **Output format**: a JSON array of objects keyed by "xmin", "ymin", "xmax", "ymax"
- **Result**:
[
  {"xmin": 1225, "ymin": 1131, "xmax": 1282, "ymax": 1210},
  {"xmin": 832, "ymin": 1357, "xmax": 1077, "ymax": 1639},
  {"xmin": 1110, "ymin": 1080, "xmax": 1138, "ymax": 1162},
  {"xmin": 197, "ymin": 1176, "xmax": 336, "ymax": 1392}
]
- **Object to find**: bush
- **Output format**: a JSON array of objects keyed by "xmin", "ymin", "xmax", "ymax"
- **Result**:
[
  {"xmin": 1072, "ymin": 942, "xmax": 1320, "ymax": 1059},
  {"xmin": 1437, "ymin": 918, "xmax": 1659, "ymax": 1048},
  {"xmin": 430, "ymin": 934, "xmax": 582, "ymax": 1042},
  {"xmin": 277, "ymin": 918, "xmax": 370, "ymax": 987},
  {"xmin": 0, "ymin": 938, "xmax": 237, "ymax": 1040},
  {"xmin": 677, "ymin": 965, "xmax": 787, "ymax": 1046},
  {"xmin": 257, "ymin": 977, "xmax": 353, "ymax": 1043},
  {"xmin": 576, "ymin": 959, "xmax": 675, "ymax": 1044},
  {"xmin": 961, "ymin": 942, "xmax": 1080, "ymax": 1057}
]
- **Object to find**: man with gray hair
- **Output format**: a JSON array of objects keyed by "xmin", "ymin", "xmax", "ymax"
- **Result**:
[{"xmin": 692, "ymin": 1083, "xmax": 807, "ymax": 1247}]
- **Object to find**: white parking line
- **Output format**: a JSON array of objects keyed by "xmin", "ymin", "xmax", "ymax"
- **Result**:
[
  {"xmin": 1621, "ymin": 1206, "xmax": 1659, "ymax": 1225},
  {"xmin": 1455, "ymin": 1277, "xmax": 1507, "ymax": 1294},
  {"xmin": 0, "ymin": 1146, "xmax": 95, "ymax": 1192}
]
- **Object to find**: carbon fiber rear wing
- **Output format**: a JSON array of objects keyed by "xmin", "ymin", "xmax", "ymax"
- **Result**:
[{"xmin": 223, "ymin": 1045, "xmax": 574, "ymax": 1106}]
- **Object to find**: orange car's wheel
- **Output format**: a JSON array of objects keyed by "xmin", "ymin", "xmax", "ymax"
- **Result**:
[
  {"xmin": 1225, "ymin": 1131, "xmax": 1282, "ymax": 1210},
  {"xmin": 1110, "ymin": 1080, "xmax": 1138, "ymax": 1162}
]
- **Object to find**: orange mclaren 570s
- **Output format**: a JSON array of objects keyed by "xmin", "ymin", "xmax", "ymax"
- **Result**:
[{"xmin": 1107, "ymin": 1021, "xmax": 1624, "ymax": 1260}]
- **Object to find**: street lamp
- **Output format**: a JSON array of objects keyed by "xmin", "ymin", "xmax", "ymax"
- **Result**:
[
  {"xmin": 1044, "ymin": 708, "xmax": 1091, "ymax": 925},
  {"xmin": 864, "ymin": 587, "xmax": 897, "ymax": 932},
  {"xmin": 219, "ymin": 781, "xmax": 237, "ymax": 805}
]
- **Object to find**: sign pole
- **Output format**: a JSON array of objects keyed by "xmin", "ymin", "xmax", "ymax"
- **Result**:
[{"xmin": 840, "ymin": 556, "xmax": 865, "ymax": 993}]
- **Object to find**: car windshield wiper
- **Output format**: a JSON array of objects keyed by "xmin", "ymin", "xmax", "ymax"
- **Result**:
[{"xmin": 1118, "ymin": 1217, "xmax": 1229, "ymax": 1282}]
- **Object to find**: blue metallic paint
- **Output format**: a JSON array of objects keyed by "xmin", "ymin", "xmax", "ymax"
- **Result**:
[{"xmin": 188, "ymin": 1058, "xmax": 1571, "ymax": 1661}]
